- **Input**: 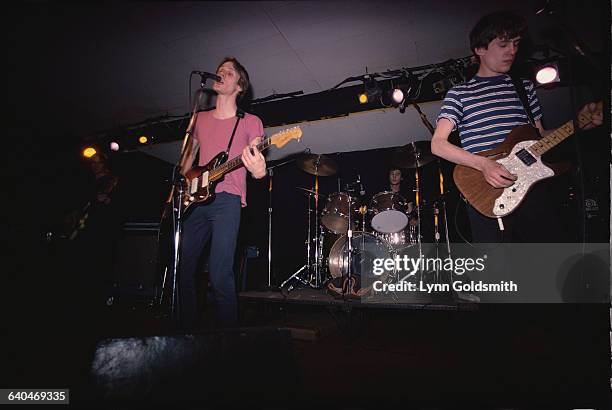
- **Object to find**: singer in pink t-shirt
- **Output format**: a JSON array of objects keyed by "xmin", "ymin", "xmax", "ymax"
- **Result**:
[
  {"xmin": 178, "ymin": 57, "xmax": 266, "ymax": 329},
  {"xmin": 194, "ymin": 109, "xmax": 264, "ymax": 207}
]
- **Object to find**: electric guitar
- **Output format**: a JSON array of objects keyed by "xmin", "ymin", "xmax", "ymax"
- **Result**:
[
  {"xmin": 48, "ymin": 171, "xmax": 119, "ymax": 242},
  {"xmin": 453, "ymin": 102, "xmax": 602, "ymax": 218},
  {"xmin": 182, "ymin": 126, "xmax": 302, "ymax": 215}
]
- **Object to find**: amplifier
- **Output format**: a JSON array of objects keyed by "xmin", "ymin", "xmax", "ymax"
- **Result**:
[{"xmin": 112, "ymin": 222, "xmax": 161, "ymax": 299}]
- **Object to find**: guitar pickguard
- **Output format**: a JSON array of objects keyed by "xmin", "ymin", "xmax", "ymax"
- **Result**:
[{"xmin": 493, "ymin": 141, "xmax": 554, "ymax": 216}]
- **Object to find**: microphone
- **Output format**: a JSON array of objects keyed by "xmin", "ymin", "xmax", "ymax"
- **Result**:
[
  {"xmin": 193, "ymin": 71, "xmax": 222, "ymax": 82},
  {"xmin": 358, "ymin": 174, "xmax": 365, "ymax": 196}
]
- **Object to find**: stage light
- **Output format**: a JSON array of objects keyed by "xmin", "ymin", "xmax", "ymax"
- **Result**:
[
  {"xmin": 433, "ymin": 79, "xmax": 452, "ymax": 94},
  {"xmin": 138, "ymin": 135, "xmax": 148, "ymax": 144},
  {"xmin": 535, "ymin": 64, "xmax": 560, "ymax": 85},
  {"xmin": 389, "ymin": 73, "xmax": 413, "ymax": 109},
  {"xmin": 358, "ymin": 75, "xmax": 382, "ymax": 104},
  {"xmin": 109, "ymin": 142, "xmax": 120, "ymax": 151},
  {"xmin": 391, "ymin": 88, "xmax": 405, "ymax": 104},
  {"xmin": 83, "ymin": 147, "xmax": 97, "ymax": 158}
]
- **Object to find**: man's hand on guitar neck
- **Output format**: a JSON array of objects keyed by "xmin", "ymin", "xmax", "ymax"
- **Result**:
[
  {"xmin": 242, "ymin": 137, "xmax": 267, "ymax": 179},
  {"xmin": 578, "ymin": 102, "xmax": 603, "ymax": 130},
  {"xmin": 537, "ymin": 102, "xmax": 603, "ymax": 138}
]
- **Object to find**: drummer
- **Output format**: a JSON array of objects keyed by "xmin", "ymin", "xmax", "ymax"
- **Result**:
[{"xmin": 387, "ymin": 167, "xmax": 417, "ymax": 224}]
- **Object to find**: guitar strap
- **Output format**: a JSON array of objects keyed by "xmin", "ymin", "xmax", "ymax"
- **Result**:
[
  {"xmin": 511, "ymin": 77, "xmax": 536, "ymax": 128},
  {"xmin": 225, "ymin": 108, "xmax": 245, "ymax": 154}
]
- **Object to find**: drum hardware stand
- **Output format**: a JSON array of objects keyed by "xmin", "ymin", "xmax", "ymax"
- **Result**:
[
  {"xmin": 413, "ymin": 149, "xmax": 426, "ymax": 283},
  {"xmin": 411, "ymin": 102, "xmax": 454, "ymax": 286},
  {"xmin": 279, "ymin": 189, "xmax": 315, "ymax": 291},
  {"xmin": 433, "ymin": 202, "xmax": 441, "ymax": 283},
  {"xmin": 437, "ymin": 161, "xmax": 452, "ymax": 256},
  {"xmin": 344, "ymin": 184, "xmax": 355, "ymax": 298},
  {"xmin": 265, "ymin": 157, "xmax": 297, "ymax": 289},
  {"xmin": 314, "ymin": 174, "xmax": 321, "ymax": 286},
  {"xmin": 280, "ymin": 163, "xmax": 326, "ymax": 292},
  {"xmin": 435, "ymin": 160, "xmax": 453, "ymax": 285},
  {"xmin": 359, "ymin": 205, "xmax": 367, "ymax": 232}
]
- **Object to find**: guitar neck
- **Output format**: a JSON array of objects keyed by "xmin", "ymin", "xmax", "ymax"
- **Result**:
[
  {"xmin": 529, "ymin": 110, "xmax": 593, "ymax": 156},
  {"xmin": 210, "ymin": 138, "xmax": 271, "ymax": 181}
]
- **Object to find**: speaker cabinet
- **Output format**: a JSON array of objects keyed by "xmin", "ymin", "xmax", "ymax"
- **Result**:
[{"xmin": 113, "ymin": 223, "xmax": 160, "ymax": 297}]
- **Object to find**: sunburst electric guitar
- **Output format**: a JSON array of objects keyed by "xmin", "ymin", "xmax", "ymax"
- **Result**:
[
  {"xmin": 453, "ymin": 102, "xmax": 601, "ymax": 218},
  {"xmin": 182, "ymin": 126, "xmax": 302, "ymax": 215}
]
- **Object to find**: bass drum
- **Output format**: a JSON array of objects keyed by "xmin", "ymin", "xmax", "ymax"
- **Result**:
[{"xmin": 327, "ymin": 231, "xmax": 395, "ymax": 279}]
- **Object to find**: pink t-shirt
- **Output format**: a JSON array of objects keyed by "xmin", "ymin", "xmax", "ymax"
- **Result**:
[{"xmin": 195, "ymin": 110, "xmax": 264, "ymax": 207}]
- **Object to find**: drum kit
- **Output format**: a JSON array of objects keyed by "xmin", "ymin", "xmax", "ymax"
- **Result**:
[{"xmin": 280, "ymin": 141, "xmax": 452, "ymax": 296}]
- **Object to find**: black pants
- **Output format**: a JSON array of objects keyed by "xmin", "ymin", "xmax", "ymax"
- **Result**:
[{"xmin": 467, "ymin": 182, "xmax": 569, "ymax": 243}]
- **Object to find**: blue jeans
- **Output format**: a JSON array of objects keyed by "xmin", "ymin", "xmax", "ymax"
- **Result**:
[{"xmin": 179, "ymin": 192, "xmax": 241, "ymax": 328}]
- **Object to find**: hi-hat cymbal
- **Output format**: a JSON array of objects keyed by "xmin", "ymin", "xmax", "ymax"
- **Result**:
[
  {"xmin": 296, "ymin": 187, "xmax": 327, "ymax": 198},
  {"xmin": 297, "ymin": 154, "xmax": 338, "ymax": 176},
  {"xmin": 392, "ymin": 141, "xmax": 435, "ymax": 168}
]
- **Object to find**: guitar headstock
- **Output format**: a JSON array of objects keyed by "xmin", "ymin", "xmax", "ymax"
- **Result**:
[{"xmin": 268, "ymin": 126, "xmax": 302, "ymax": 148}]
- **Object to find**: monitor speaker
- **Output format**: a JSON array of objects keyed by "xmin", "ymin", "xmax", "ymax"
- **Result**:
[{"xmin": 88, "ymin": 327, "xmax": 297, "ymax": 405}]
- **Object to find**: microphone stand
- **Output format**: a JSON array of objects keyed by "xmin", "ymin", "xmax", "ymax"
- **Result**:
[
  {"xmin": 163, "ymin": 76, "xmax": 211, "ymax": 325},
  {"xmin": 537, "ymin": 3, "xmax": 604, "ymax": 75},
  {"xmin": 267, "ymin": 167, "xmax": 273, "ymax": 287},
  {"xmin": 539, "ymin": 3, "xmax": 603, "ymax": 254}
]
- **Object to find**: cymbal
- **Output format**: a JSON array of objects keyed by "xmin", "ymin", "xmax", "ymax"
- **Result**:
[
  {"xmin": 392, "ymin": 141, "xmax": 435, "ymax": 168},
  {"xmin": 296, "ymin": 187, "xmax": 326, "ymax": 198},
  {"xmin": 297, "ymin": 154, "xmax": 338, "ymax": 176}
]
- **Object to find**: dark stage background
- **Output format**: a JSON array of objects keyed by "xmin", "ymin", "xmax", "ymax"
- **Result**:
[
  {"xmin": 6, "ymin": 123, "xmax": 607, "ymax": 293},
  {"xmin": 1, "ymin": 117, "xmax": 609, "ymax": 409}
]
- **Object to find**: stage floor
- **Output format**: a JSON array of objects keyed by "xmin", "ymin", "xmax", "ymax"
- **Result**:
[{"xmin": 239, "ymin": 287, "xmax": 473, "ymax": 311}]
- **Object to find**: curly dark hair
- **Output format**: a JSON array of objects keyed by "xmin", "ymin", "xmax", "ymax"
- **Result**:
[
  {"xmin": 216, "ymin": 57, "xmax": 251, "ymax": 102},
  {"xmin": 388, "ymin": 166, "xmax": 402, "ymax": 177},
  {"xmin": 469, "ymin": 11, "xmax": 527, "ymax": 54}
]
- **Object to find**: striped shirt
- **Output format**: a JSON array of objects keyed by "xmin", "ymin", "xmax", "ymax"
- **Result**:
[{"xmin": 437, "ymin": 74, "xmax": 542, "ymax": 153}]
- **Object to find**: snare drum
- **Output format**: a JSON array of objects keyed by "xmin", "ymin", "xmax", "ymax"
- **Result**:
[
  {"xmin": 374, "ymin": 221, "xmax": 419, "ymax": 248},
  {"xmin": 369, "ymin": 191, "xmax": 409, "ymax": 233},
  {"xmin": 321, "ymin": 192, "xmax": 359, "ymax": 234},
  {"xmin": 376, "ymin": 230, "xmax": 406, "ymax": 247}
]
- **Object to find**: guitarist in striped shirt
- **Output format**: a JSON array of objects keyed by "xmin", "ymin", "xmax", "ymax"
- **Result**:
[{"xmin": 431, "ymin": 11, "xmax": 602, "ymax": 243}]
